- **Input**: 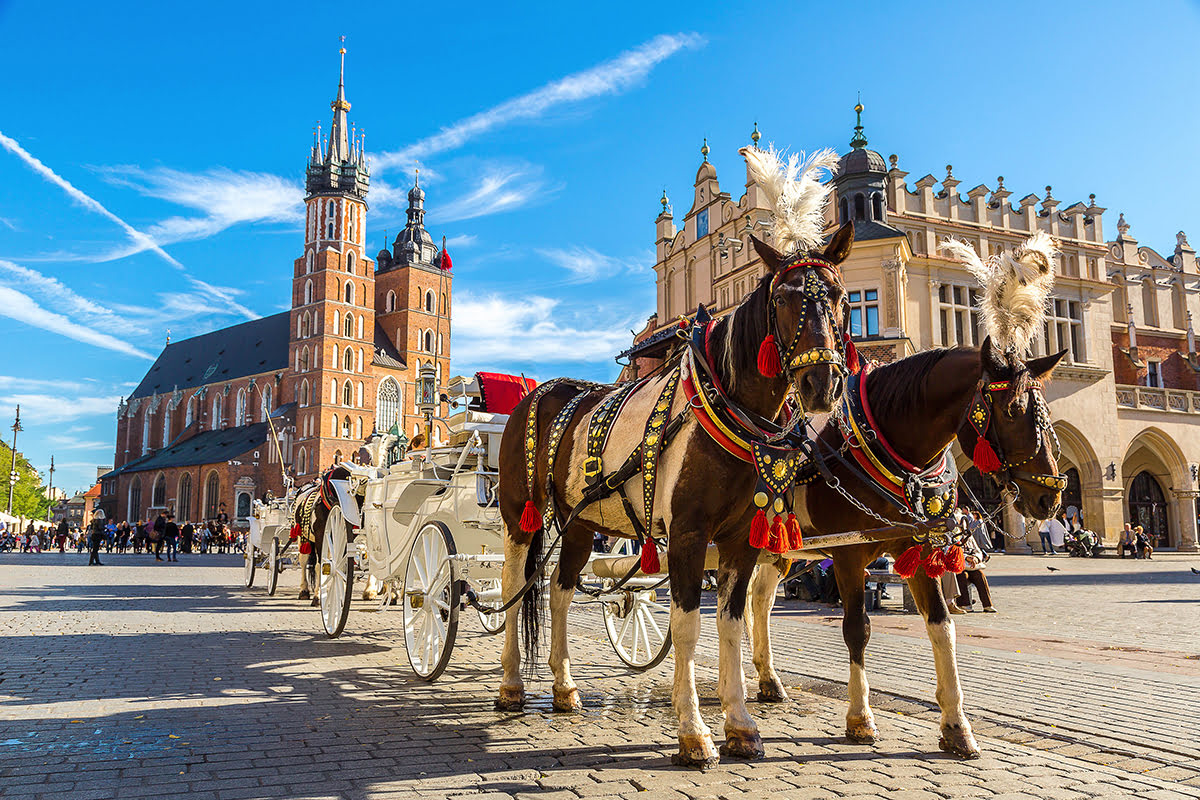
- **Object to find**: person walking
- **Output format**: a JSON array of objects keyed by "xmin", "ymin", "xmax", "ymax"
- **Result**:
[
  {"xmin": 151, "ymin": 512, "xmax": 166, "ymax": 561},
  {"xmin": 87, "ymin": 509, "xmax": 106, "ymax": 566},
  {"xmin": 55, "ymin": 518, "xmax": 69, "ymax": 553},
  {"xmin": 163, "ymin": 513, "xmax": 180, "ymax": 562},
  {"xmin": 181, "ymin": 521, "xmax": 194, "ymax": 554}
]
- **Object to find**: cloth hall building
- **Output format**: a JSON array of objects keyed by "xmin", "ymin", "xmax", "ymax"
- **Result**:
[
  {"xmin": 622, "ymin": 108, "xmax": 1200, "ymax": 552},
  {"xmin": 98, "ymin": 53, "xmax": 453, "ymax": 527}
]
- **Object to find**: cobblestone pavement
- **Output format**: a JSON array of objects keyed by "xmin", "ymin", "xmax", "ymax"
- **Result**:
[{"xmin": 1, "ymin": 552, "xmax": 1198, "ymax": 800}]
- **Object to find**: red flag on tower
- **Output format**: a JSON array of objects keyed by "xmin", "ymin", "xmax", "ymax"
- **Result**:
[{"xmin": 440, "ymin": 235, "xmax": 453, "ymax": 271}]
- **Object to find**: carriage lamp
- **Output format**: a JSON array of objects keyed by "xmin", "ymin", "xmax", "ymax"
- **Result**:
[{"xmin": 417, "ymin": 364, "xmax": 438, "ymax": 416}]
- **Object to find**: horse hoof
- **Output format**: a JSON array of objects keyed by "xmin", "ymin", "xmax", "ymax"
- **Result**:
[
  {"xmin": 673, "ymin": 735, "xmax": 719, "ymax": 769},
  {"xmin": 552, "ymin": 686, "xmax": 583, "ymax": 713},
  {"xmin": 298, "ymin": 590, "xmax": 311, "ymax": 601},
  {"xmin": 362, "ymin": 590, "xmax": 378, "ymax": 601},
  {"xmin": 756, "ymin": 679, "xmax": 789, "ymax": 703},
  {"xmin": 494, "ymin": 687, "xmax": 526, "ymax": 712},
  {"xmin": 846, "ymin": 718, "xmax": 879, "ymax": 743},
  {"xmin": 720, "ymin": 730, "xmax": 764, "ymax": 760},
  {"xmin": 939, "ymin": 727, "xmax": 981, "ymax": 759}
]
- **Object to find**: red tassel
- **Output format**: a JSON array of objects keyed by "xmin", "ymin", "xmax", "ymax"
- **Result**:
[
  {"xmin": 289, "ymin": 523, "xmax": 300, "ymax": 540},
  {"xmin": 749, "ymin": 509, "xmax": 769, "ymax": 549},
  {"xmin": 518, "ymin": 500, "xmax": 542, "ymax": 533},
  {"xmin": 894, "ymin": 545, "xmax": 922, "ymax": 579},
  {"xmin": 298, "ymin": 540, "xmax": 312, "ymax": 555},
  {"xmin": 945, "ymin": 545, "xmax": 966, "ymax": 574},
  {"xmin": 786, "ymin": 513, "xmax": 804, "ymax": 551},
  {"xmin": 844, "ymin": 334, "xmax": 861, "ymax": 375},
  {"xmin": 973, "ymin": 437, "xmax": 1002, "ymax": 474},
  {"xmin": 768, "ymin": 515, "xmax": 787, "ymax": 554},
  {"xmin": 924, "ymin": 548, "xmax": 947, "ymax": 579},
  {"xmin": 757, "ymin": 334, "xmax": 782, "ymax": 378},
  {"xmin": 640, "ymin": 539, "xmax": 661, "ymax": 574}
]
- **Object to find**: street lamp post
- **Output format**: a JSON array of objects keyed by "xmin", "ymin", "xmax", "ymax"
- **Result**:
[
  {"xmin": 45, "ymin": 455, "xmax": 55, "ymax": 522},
  {"xmin": 6, "ymin": 405, "xmax": 21, "ymax": 515}
]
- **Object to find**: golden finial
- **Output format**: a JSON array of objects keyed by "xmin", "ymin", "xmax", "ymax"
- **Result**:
[
  {"xmin": 660, "ymin": 188, "xmax": 669, "ymax": 211},
  {"xmin": 751, "ymin": 122, "xmax": 760, "ymax": 147},
  {"xmin": 701, "ymin": 138, "xmax": 709, "ymax": 162}
]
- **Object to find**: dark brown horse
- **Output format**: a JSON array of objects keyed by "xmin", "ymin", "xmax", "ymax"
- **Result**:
[
  {"xmin": 746, "ymin": 227, "xmax": 1068, "ymax": 761},
  {"xmin": 496, "ymin": 219, "xmax": 855, "ymax": 767},
  {"xmin": 291, "ymin": 464, "xmax": 357, "ymax": 603}
]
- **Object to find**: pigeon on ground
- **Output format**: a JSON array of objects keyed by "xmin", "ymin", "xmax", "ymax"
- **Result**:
[
  {"xmin": 1046, "ymin": 566, "xmax": 1060, "ymax": 572},
  {"xmin": 1191, "ymin": 567, "xmax": 1200, "ymax": 575}
]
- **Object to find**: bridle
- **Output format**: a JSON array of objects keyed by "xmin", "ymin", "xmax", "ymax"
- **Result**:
[
  {"xmin": 965, "ymin": 377, "xmax": 1066, "ymax": 493},
  {"xmin": 763, "ymin": 256, "xmax": 853, "ymax": 379}
]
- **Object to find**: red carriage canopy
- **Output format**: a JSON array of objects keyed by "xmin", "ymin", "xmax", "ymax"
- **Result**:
[{"xmin": 475, "ymin": 372, "xmax": 537, "ymax": 415}]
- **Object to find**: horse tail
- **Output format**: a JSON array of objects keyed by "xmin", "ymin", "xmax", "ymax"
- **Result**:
[{"xmin": 520, "ymin": 524, "xmax": 545, "ymax": 680}]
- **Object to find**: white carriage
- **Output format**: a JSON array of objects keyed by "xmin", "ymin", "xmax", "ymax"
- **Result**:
[
  {"xmin": 310, "ymin": 372, "xmax": 674, "ymax": 681},
  {"xmin": 245, "ymin": 496, "xmax": 297, "ymax": 597}
]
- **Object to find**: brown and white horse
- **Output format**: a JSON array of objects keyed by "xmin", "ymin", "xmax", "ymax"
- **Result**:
[
  {"xmin": 747, "ymin": 233, "xmax": 1066, "ymax": 759},
  {"xmin": 495, "ymin": 217, "xmax": 855, "ymax": 770}
]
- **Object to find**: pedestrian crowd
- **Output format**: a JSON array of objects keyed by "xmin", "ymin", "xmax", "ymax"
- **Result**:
[{"xmin": 0, "ymin": 509, "xmax": 245, "ymax": 564}]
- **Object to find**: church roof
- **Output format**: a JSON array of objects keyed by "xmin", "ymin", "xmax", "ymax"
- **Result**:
[
  {"xmin": 372, "ymin": 329, "xmax": 407, "ymax": 370},
  {"xmin": 130, "ymin": 312, "xmax": 290, "ymax": 399},
  {"xmin": 852, "ymin": 219, "xmax": 906, "ymax": 242},
  {"xmin": 102, "ymin": 421, "xmax": 273, "ymax": 478}
]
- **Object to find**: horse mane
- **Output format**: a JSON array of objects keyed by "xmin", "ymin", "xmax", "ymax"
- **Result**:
[
  {"xmin": 867, "ymin": 346, "xmax": 1034, "ymax": 424},
  {"xmin": 711, "ymin": 274, "xmax": 772, "ymax": 393}
]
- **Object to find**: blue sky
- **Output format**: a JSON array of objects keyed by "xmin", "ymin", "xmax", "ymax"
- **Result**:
[{"xmin": 2, "ymin": 0, "xmax": 1198, "ymax": 492}]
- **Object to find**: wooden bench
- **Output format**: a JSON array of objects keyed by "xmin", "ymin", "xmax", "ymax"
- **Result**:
[{"xmin": 865, "ymin": 570, "xmax": 917, "ymax": 612}]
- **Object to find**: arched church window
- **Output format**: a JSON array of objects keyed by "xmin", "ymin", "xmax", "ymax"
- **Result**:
[
  {"xmin": 300, "ymin": 380, "xmax": 309, "ymax": 407},
  {"xmin": 386, "ymin": 290, "xmax": 396, "ymax": 312},
  {"xmin": 425, "ymin": 290, "xmax": 435, "ymax": 313},
  {"xmin": 261, "ymin": 385, "xmax": 272, "ymax": 421},
  {"xmin": 301, "ymin": 311, "xmax": 310, "ymax": 338},
  {"xmin": 376, "ymin": 379, "xmax": 399, "ymax": 431},
  {"xmin": 839, "ymin": 197, "xmax": 848, "ymax": 224},
  {"xmin": 357, "ymin": 316, "xmax": 364, "ymax": 338},
  {"xmin": 305, "ymin": 251, "xmax": 313, "ymax": 274},
  {"xmin": 211, "ymin": 397, "xmax": 222, "ymax": 429},
  {"xmin": 343, "ymin": 347, "xmax": 353, "ymax": 372},
  {"xmin": 424, "ymin": 330, "xmax": 434, "ymax": 352},
  {"xmin": 186, "ymin": 395, "xmax": 196, "ymax": 427},
  {"xmin": 205, "ymin": 471, "xmax": 219, "ymax": 519},
  {"xmin": 297, "ymin": 447, "xmax": 307, "ymax": 475},
  {"xmin": 343, "ymin": 380, "xmax": 353, "ymax": 406},
  {"xmin": 331, "ymin": 415, "xmax": 339, "ymax": 437},
  {"xmin": 344, "ymin": 313, "xmax": 354, "ymax": 338},
  {"xmin": 360, "ymin": 283, "xmax": 366, "ymax": 306},
  {"xmin": 301, "ymin": 346, "xmax": 309, "ymax": 372},
  {"xmin": 152, "ymin": 473, "xmax": 166, "ymax": 508},
  {"xmin": 854, "ymin": 193, "xmax": 866, "ymax": 221},
  {"xmin": 356, "ymin": 348, "xmax": 364, "ymax": 371},
  {"xmin": 872, "ymin": 193, "xmax": 883, "ymax": 220},
  {"xmin": 355, "ymin": 417, "xmax": 363, "ymax": 440},
  {"xmin": 326, "ymin": 200, "xmax": 335, "ymax": 239},
  {"xmin": 342, "ymin": 417, "xmax": 351, "ymax": 438},
  {"xmin": 304, "ymin": 280, "xmax": 313, "ymax": 305},
  {"xmin": 347, "ymin": 250, "xmax": 356, "ymax": 274},
  {"xmin": 357, "ymin": 381, "xmax": 364, "ymax": 406},
  {"xmin": 345, "ymin": 281, "xmax": 354, "ymax": 304},
  {"xmin": 162, "ymin": 410, "xmax": 171, "ymax": 448},
  {"xmin": 235, "ymin": 389, "xmax": 247, "ymax": 426}
]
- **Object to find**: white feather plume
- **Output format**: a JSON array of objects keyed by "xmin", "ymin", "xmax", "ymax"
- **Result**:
[
  {"xmin": 940, "ymin": 231, "xmax": 1059, "ymax": 355},
  {"xmin": 741, "ymin": 145, "xmax": 840, "ymax": 256}
]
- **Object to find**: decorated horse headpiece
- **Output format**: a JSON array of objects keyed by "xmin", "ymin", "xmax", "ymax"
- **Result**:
[
  {"xmin": 741, "ymin": 146, "xmax": 860, "ymax": 379},
  {"xmin": 940, "ymin": 232, "xmax": 1066, "ymax": 490}
]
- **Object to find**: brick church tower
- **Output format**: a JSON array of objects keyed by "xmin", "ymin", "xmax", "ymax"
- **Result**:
[{"xmin": 289, "ymin": 46, "xmax": 378, "ymax": 476}]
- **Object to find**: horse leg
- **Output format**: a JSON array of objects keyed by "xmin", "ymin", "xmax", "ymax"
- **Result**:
[
  {"xmin": 495, "ymin": 529, "xmax": 530, "ymax": 711},
  {"xmin": 716, "ymin": 544, "xmax": 764, "ymax": 760},
  {"xmin": 669, "ymin": 532, "xmax": 719, "ymax": 768},
  {"xmin": 907, "ymin": 571, "xmax": 980, "ymax": 758},
  {"xmin": 745, "ymin": 559, "xmax": 789, "ymax": 703},
  {"xmin": 297, "ymin": 546, "xmax": 312, "ymax": 600},
  {"xmin": 832, "ymin": 552, "xmax": 877, "ymax": 743},
  {"xmin": 548, "ymin": 531, "xmax": 591, "ymax": 712},
  {"xmin": 362, "ymin": 573, "xmax": 380, "ymax": 601}
]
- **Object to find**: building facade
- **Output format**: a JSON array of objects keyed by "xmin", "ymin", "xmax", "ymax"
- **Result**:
[
  {"xmin": 100, "ymin": 50, "xmax": 453, "ymax": 527},
  {"xmin": 624, "ymin": 108, "xmax": 1200, "ymax": 551}
]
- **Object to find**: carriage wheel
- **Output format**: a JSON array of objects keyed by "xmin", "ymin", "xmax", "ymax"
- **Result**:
[
  {"xmin": 402, "ymin": 522, "xmax": 459, "ymax": 681},
  {"xmin": 319, "ymin": 506, "xmax": 355, "ymax": 638},
  {"xmin": 601, "ymin": 538, "xmax": 671, "ymax": 670},
  {"xmin": 243, "ymin": 545, "xmax": 256, "ymax": 588},
  {"xmin": 474, "ymin": 578, "xmax": 504, "ymax": 635},
  {"xmin": 267, "ymin": 537, "xmax": 280, "ymax": 597}
]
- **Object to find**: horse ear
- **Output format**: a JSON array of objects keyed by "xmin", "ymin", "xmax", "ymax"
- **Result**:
[
  {"xmin": 980, "ymin": 336, "xmax": 1007, "ymax": 375},
  {"xmin": 750, "ymin": 234, "xmax": 786, "ymax": 274},
  {"xmin": 821, "ymin": 222, "xmax": 855, "ymax": 265},
  {"xmin": 1025, "ymin": 349, "xmax": 1068, "ymax": 381}
]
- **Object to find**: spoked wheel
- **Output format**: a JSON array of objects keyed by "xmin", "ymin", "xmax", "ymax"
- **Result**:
[
  {"xmin": 474, "ymin": 578, "xmax": 504, "ymax": 635},
  {"xmin": 402, "ymin": 522, "xmax": 459, "ymax": 681},
  {"xmin": 243, "ymin": 545, "xmax": 256, "ymax": 588},
  {"xmin": 601, "ymin": 538, "xmax": 671, "ymax": 670},
  {"xmin": 267, "ymin": 537, "xmax": 280, "ymax": 597},
  {"xmin": 319, "ymin": 507, "xmax": 354, "ymax": 638}
]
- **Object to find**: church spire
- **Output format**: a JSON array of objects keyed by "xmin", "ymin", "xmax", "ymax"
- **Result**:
[{"xmin": 327, "ymin": 40, "xmax": 352, "ymax": 163}]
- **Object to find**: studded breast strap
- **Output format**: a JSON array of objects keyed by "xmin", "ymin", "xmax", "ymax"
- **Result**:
[{"xmin": 640, "ymin": 367, "xmax": 681, "ymax": 532}]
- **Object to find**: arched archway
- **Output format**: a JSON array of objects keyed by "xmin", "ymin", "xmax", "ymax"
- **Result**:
[{"xmin": 1123, "ymin": 427, "xmax": 1191, "ymax": 549}]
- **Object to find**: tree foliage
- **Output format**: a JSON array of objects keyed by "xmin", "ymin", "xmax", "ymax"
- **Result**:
[{"xmin": 0, "ymin": 441, "xmax": 50, "ymax": 520}]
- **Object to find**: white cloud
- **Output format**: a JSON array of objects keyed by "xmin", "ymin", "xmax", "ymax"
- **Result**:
[
  {"xmin": 537, "ymin": 246, "xmax": 646, "ymax": 282},
  {"xmin": 0, "ymin": 285, "xmax": 153, "ymax": 360},
  {"xmin": 375, "ymin": 33, "xmax": 704, "ymax": 171},
  {"xmin": 0, "ymin": 258, "xmax": 144, "ymax": 335},
  {"xmin": 0, "ymin": 392, "xmax": 122, "ymax": 425},
  {"xmin": 445, "ymin": 234, "xmax": 478, "ymax": 249},
  {"xmin": 435, "ymin": 164, "xmax": 546, "ymax": 222},
  {"xmin": 43, "ymin": 436, "xmax": 111, "ymax": 451},
  {"xmin": 451, "ymin": 292, "xmax": 636, "ymax": 370}
]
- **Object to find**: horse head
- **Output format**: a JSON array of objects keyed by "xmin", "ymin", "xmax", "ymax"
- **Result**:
[
  {"xmin": 748, "ymin": 223, "xmax": 854, "ymax": 413},
  {"xmin": 961, "ymin": 337, "xmax": 1067, "ymax": 520}
]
